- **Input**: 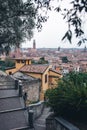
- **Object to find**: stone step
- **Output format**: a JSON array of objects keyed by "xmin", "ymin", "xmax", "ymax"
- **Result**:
[
  {"xmin": 34, "ymin": 107, "xmax": 51, "ymax": 130},
  {"xmin": 35, "ymin": 118, "xmax": 46, "ymax": 125},
  {"xmin": 41, "ymin": 108, "xmax": 50, "ymax": 115},
  {"xmin": 0, "ymin": 89, "xmax": 18, "ymax": 98},
  {"xmin": 34, "ymin": 124, "xmax": 46, "ymax": 130}
]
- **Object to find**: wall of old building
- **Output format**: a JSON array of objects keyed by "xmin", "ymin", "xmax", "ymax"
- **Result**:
[
  {"xmin": 22, "ymin": 80, "xmax": 41, "ymax": 102},
  {"xmin": 26, "ymin": 67, "xmax": 50, "ymax": 100},
  {"xmin": 6, "ymin": 59, "xmax": 31, "ymax": 74}
]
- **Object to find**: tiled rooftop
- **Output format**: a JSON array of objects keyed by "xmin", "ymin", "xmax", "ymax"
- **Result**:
[
  {"xmin": 20, "ymin": 64, "xmax": 49, "ymax": 73},
  {"xmin": 49, "ymin": 68, "xmax": 62, "ymax": 75}
]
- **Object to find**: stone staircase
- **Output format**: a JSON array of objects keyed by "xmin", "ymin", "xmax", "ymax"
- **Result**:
[
  {"xmin": 0, "ymin": 83, "xmax": 30, "ymax": 130},
  {"xmin": 0, "ymin": 73, "xmax": 51, "ymax": 130},
  {"xmin": 33, "ymin": 107, "xmax": 51, "ymax": 130}
]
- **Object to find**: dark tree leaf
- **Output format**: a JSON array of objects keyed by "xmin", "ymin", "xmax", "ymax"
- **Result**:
[
  {"xmin": 78, "ymin": 40, "xmax": 82, "ymax": 46},
  {"xmin": 79, "ymin": 6, "xmax": 84, "ymax": 12},
  {"xmin": 85, "ymin": 7, "xmax": 87, "ymax": 12},
  {"xmin": 62, "ymin": 31, "xmax": 68, "ymax": 41},
  {"xmin": 71, "ymin": 11, "xmax": 77, "ymax": 16},
  {"xmin": 62, "ymin": 30, "xmax": 72, "ymax": 43},
  {"xmin": 55, "ymin": 7, "xmax": 61, "ymax": 12}
]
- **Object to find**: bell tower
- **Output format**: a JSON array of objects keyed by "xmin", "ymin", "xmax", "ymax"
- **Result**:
[{"xmin": 33, "ymin": 39, "xmax": 36, "ymax": 49}]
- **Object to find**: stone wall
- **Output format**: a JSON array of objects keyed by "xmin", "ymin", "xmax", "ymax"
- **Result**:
[
  {"xmin": 54, "ymin": 117, "xmax": 80, "ymax": 130},
  {"xmin": 29, "ymin": 101, "xmax": 44, "ymax": 120},
  {"xmin": 0, "ymin": 75, "xmax": 15, "ymax": 88},
  {"xmin": 46, "ymin": 115, "xmax": 80, "ymax": 130},
  {"xmin": 22, "ymin": 80, "xmax": 41, "ymax": 102}
]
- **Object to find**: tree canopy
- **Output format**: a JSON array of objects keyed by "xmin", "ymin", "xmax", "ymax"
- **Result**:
[
  {"xmin": 0, "ymin": 0, "xmax": 36, "ymax": 54},
  {"xmin": 39, "ymin": 0, "xmax": 87, "ymax": 45},
  {"xmin": 59, "ymin": 0, "xmax": 87, "ymax": 45},
  {"xmin": 0, "ymin": 58, "xmax": 15, "ymax": 70},
  {"xmin": 34, "ymin": 0, "xmax": 87, "ymax": 46},
  {"xmin": 0, "ymin": 0, "xmax": 50, "ymax": 54},
  {"xmin": 61, "ymin": 56, "xmax": 69, "ymax": 63},
  {"xmin": 45, "ymin": 72, "xmax": 87, "ymax": 120},
  {"xmin": 1, "ymin": 0, "xmax": 87, "ymax": 54}
]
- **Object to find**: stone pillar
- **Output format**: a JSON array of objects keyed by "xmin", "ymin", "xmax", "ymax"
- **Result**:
[
  {"xmin": 19, "ymin": 84, "xmax": 22, "ymax": 97},
  {"xmin": 23, "ymin": 92, "xmax": 27, "ymax": 107},
  {"xmin": 46, "ymin": 114, "xmax": 55, "ymax": 130},
  {"xmin": 15, "ymin": 80, "xmax": 19, "ymax": 90},
  {"xmin": 28, "ymin": 110, "xmax": 34, "ymax": 129}
]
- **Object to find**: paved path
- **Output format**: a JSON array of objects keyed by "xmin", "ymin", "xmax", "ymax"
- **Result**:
[{"xmin": 33, "ymin": 107, "xmax": 51, "ymax": 130}]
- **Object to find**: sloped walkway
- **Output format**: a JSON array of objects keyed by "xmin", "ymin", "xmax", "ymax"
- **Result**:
[{"xmin": 33, "ymin": 107, "xmax": 51, "ymax": 130}]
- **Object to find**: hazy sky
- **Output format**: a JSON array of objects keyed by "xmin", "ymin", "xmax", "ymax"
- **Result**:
[{"xmin": 22, "ymin": 1, "xmax": 87, "ymax": 49}]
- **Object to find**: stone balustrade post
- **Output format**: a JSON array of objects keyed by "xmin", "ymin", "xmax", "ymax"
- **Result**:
[
  {"xmin": 15, "ymin": 80, "xmax": 19, "ymax": 90},
  {"xmin": 19, "ymin": 83, "xmax": 22, "ymax": 97},
  {"xmin": 28, "ymin": 110, "xmax": 34, "ymax": 129}
]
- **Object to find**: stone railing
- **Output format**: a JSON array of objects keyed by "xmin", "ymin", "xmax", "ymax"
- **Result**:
[
  {"xmin": 54, "ymin": 117, "xmax": 80, "ymax": 130},
  {"xmin": 46, "ymin": 115, "xmax": 80, "ymax": 130},
  {"xmin": 29, "ymin": 101, "xmax": 44, "ymax": 120},
  {"xmin": 0, "ymin": 75, "xmax": 16, "ymax": 88}
]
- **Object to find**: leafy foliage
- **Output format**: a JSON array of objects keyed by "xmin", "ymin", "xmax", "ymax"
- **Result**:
[
  {"xmin": 36, "ymin": 0, "xmax": 87, "ymax": 45},
  {"xmin": 0, "ymin": 0, "xmax": 53, "ymax": 55},
  {"xmin": 61, "ymin": 0, "xmax": 87, "ymax": 44},
  {"xmin": 61, "ymin": 56, "xmax": 69, "ymax": 63},
  {"xmin": 1, "ymin": 0, "xmax": 87, "ymax": 53},
  {"xmin": 48, "ymin": 0, "xmax": 87, "ymax": 45},
  {"xmin": 45, "ymin": 72, "xmax": 87, "ymax": 120},
  {"xmin": 0, "ymin": 0, "xmax": 36, "ymax": 55},
  {"xmin": 62, "ymin": 30, "xmax": 72, "ymax": 43},
  {"xmin": 0, "ymin": 58, "xmax": 15, "ymax": 70},
  {"xmin": 32, "ymin": 57, "xmax": 48, "ymax": 64},
  {"xmin": 38, "ymin": 57, "xmax": 48, "ymax": 64}
]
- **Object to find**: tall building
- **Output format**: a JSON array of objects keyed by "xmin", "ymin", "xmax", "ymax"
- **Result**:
[{"xmin": 33, "ymin": 39, "xmax": 36, "ymax": 49}]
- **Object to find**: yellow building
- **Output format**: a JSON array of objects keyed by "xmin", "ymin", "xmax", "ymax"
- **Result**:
[
  {"xmin": 6, "ymin": 58, "xmax": 62, "ymax": 100},
  {"xmin": 6, "ymin": 58, "xmax": 32, "ymax": 74},
  {"xmin": 19, "ymin": 65, "xmax": 62, "ymax": 100}
]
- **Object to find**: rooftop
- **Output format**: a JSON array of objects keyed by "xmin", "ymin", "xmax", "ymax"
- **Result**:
[{"xmin": 20, "ymin": 64, "xmax": 49, "ymax": 74}]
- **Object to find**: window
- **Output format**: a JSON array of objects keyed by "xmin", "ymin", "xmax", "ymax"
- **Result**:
[
  {"xmin": 45, "ymin": 74, "xmax": 47, "ymax": 83},
  {"xmin": 9, "ymin": 72, "xmax": 12, "ymax": 75},
  {"xmin": 21, "ymin": 60, "xmax": 26, "ymax": 63},
  {"xmin": 17, "ymin": 60, "xmax": 20, "ymax": 63}
]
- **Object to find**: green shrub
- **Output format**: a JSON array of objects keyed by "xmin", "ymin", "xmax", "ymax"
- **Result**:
[
  {"xmin": 0, "ymin": 59, "xmax": 15, "ymax": 71},
  {"xmin": 45, "ymin": 72, "xmax": 87, "ymax": 120}
]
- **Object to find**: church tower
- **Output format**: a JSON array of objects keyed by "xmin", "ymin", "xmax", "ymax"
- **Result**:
[{"xmin": 33, "ymin": 39, "xmax": 36, "ymax": 49}]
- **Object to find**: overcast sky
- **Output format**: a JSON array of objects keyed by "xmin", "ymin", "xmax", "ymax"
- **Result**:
[{"xmin": 22, "ymin": 1, "xmax": 87, "ymax": 49}]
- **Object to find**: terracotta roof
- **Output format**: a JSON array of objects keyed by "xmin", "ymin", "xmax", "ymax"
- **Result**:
[
  {"xmin": 12, "ymin": 57, "xmax": 32, "ymax": 60},
  {"xmin": 49, "ymin": 68, "xmax": 62, "ymax": 75},
  {"xmin": 20, "ymin": 64, "xmax": 49, "ymax": 74}
]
